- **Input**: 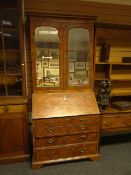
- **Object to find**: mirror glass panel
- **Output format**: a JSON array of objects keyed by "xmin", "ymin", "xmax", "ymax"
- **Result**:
[
  {"xmin": 35, "ymin": 26, "xmax": 60, "ymax": 87},
  {"xmin": 68, "ymin": 28, "xmax": 90, "ymax": 86}
]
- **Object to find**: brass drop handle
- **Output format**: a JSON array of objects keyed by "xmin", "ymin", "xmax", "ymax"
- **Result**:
[
  {"xmin": 79, "ymin": 148, "xmax": 85, "ymax": 153},
  {"xmin": 47, "ymin": 128, "xmax": 55, "ymax": 133},
  {"xmin": 103, "ymin": 122, "xmax": 111, "ymax": 126},
  {"xmin": 80, "ymin": 124, "xmax": 87, "ymax": 130},
  {"xmin": 80, "ymin": 134, "xmax": 87, "ymax": 139},
  {"xmin": 47, "ymin": 139, "xmax": 55, "ymax": 144},
  {"xmin": 80, "ymin": 118, "xmax": 86, "ymax": 122},
  {"xmin": 48, "ymin": 152, "xmax": 55, "ymax": 157}
]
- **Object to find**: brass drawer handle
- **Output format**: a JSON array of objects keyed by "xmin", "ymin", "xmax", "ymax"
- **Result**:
[
  {"xmin": 103, "ymin": 122, "xmax": 111, "ymax": 126},
  {"xmin": 80, "ymin": 124, "xmax": 87, "ymax": 130},
  {"xmin": 79, "ymin": 148, "xmax": 85, "ymax": 153},
  {"xmin": 47, "ymin": 128, "xmax": 55, "ymax": 133},
  {"xmin": 80, "ymin": 118, "xmax": 86, "ymax": 122},
  {"xmin": 48, "ymin": 152, "xmax": 55, "ymax": 157},
  {"xmin": 47, "ymin": 139, "xmax": 55, "ymax": 144},
  {"xmin": 80, "ymin": 134, "xmax": 87, "ymax": 139}
]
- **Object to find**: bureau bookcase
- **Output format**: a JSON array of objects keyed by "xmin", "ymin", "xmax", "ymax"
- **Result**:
[{"xmin": 30, "ymin": 15, "xmax": 100, "ymax": 168}]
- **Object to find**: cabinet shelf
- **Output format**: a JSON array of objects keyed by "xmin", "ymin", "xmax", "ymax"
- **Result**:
[
  {"xmin": 111, "ymin": 74, "xmax": 131, "ymax": 80},
  {"xmin": 94, "ymin": 23, "xmax": 131, "ymax": 113},
  {"xmin": 111, "ymin": 88, "xmax": 131, "ymax": 96}
]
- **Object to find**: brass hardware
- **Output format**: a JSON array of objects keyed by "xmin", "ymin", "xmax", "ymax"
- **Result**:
[
  {"xmin": 80, "ymin": 134, "xmax": 87, "ymax": 139},
  {"xmin": 103, "ymin": 122, "xmax": 111, "ymax": 126},
  {"xmin": 79, "ymin": 148, "xmax": 85, "ymax": 153},
  {"xmin": 47, "ymin": 128, "xmax": 54, "ymax": 133},
  {"xmin": 47, "ymin": 139, "xmax": 55, "ymax": 144},
  {"xmin": 80, "ymin": 118, "xmax": 86, "ymax": 122},
  {"xmin": 80, "ymin": 124, "xmax": 87, "ymax": 130},
  {"xmin": 48, "ymin": 152, "xmax": 54, "ymax": 157}
]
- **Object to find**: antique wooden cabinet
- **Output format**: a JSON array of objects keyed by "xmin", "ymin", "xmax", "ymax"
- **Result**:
[
  {"xmin": 30, "ymin": 16, "xmax": 100, "ymax": 168},
  {"xmin": 0, "ymin": 0, "xmax": 28, "ymax": 162},
  {"xmin": 94, "ymin": 23, "xmax": 131, "ymax": 133}
]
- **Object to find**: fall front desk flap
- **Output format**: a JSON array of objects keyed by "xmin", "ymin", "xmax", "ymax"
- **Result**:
[{"xmin": 32, "ymin": 90, "xmax": 100, "ymax": 119}]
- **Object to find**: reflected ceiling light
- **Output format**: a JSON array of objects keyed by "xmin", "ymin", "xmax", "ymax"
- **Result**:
[{"xmin": 39, "ymin": 30, "xmax": 58, "ymax": 35}]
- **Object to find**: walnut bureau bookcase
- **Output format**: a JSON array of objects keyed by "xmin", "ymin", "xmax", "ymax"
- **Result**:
[
  {"xmin": 30, "ymin": 15, "xmax": 100, "ymax": 168},
  {"xmin": 94, "ymin": 23, "xmax": 131, "ymax": 133},
  {"xmin": 0, "ymin": 0, "xmax": 28, "ymax": 162}
]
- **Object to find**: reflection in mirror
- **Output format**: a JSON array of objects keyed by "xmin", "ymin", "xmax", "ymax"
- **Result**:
[
  {"xmin": 2, "ymin": 10, "xmax": 19, "ymax": 28},
  {"xmin": 7, "ymin": 75, "xmax": 22, "ymax": 96},
  {"xmin": 5, "ymin": 52, "xmax": 20, "ymax": 74},
  {"xmin": 3, "ymin": 29, "xmax": 19, "ymax": 49},
  {"xmin": 68, "ymin": 28, "xmax": 90, "ymax": 86},
  {"xmin": 35, "ymin": 26, "xmax": 60, "ymax": 87}
]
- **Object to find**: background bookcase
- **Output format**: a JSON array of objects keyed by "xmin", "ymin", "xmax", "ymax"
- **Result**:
[
  {"xmin": 0, "ymin": 0, "xmax": 28, "ymax": 163},
  {"xmin": 94, "ymin": 23, "xmax": 131, "ymax": 133},
  {"xmin": 94, "ymin": 23, "xmax": 131, "ymax": 97}
]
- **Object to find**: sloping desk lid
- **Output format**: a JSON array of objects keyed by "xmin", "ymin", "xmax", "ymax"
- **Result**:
[{"xmin": 32, "ymin": 90, "xmax": 100, "ymax": 119}]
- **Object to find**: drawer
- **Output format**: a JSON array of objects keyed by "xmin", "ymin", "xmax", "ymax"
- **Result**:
[
  {"xmin": 34, "ymin": 125, "xmax": 67, "ymax": 137},
  {"xmin": 68, "ymin": 115, "xmax": 99, "ymax": 125},
  {"xmin": 34, "ymin": 136, "xmax": 66, "ymax": 148},
  {"xmin": 66, "ymin": 133, "xmax": 98, "ymax": 144},
  {"xmin": 102, "ymin": 113, "xmax": 131, "ymax": 129},
  {"xmin": 68, "ymin": 122, "xmax": 99, "ymax": 133},
  {"xmin": 67, "ymin": 143, "xmax": 97, "ymax": 157},
  {"xmin": 34, "ymin": 133, "xmax": 98, "ymax": 148},
  {"xmin": 34, "ymin": 146, "xmax": 67, "ymax": 162},
  {"xmin": 0, "ymin": 105, "xmax": 25, "ymax": 113},
  {"xmin": 34, "ymin": 118, "xmax": 67, "ymax": 127}
]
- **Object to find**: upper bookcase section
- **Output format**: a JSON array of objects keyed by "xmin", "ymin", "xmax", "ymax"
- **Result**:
[{"xmin": 30, "ymin": 16, "xmax": 95, "ymax": 92}]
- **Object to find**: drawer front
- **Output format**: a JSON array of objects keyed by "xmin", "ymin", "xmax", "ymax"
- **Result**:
[
  {"xmin": 34, "ymin": 118, "xmax": 67, "ymax": 128},
  {"xmin": 66, "ymin": 133, "xmax": 98, "ymax": 144},
  {"xmin": 102, "ymin": 114, "xmax": 131, "ymax": 129},
  {"xmin": 68, "ymin": 122, "xmax": 99, "ymax": 133},
  {"xmin": 34, "ymin": 126, "xmax": 67, "ymax": 137},
  {"xmin": 34, "ymin": 147, "xmax": 67, "ymax": 162},
  {"xmin": 67, "ymin": 143, "xmax": 97, "ymax": 157},
  {"xmin": 34, "ymin": 133, "xmax": 98, "ymax": 148},
  {"xmin": 68, "ymin": 115, "xmax": 99, "ymax": 125},
  {"xmin": 34, "ymin": 143, "xmax": 97, "ymax": 162},
  {"xmin": 34, "ymin": 136, "xmax": 66, "ymax": 148},
  {"xmin": 0, "ymin": 105, "xmax": 25, "ymax": 113}
]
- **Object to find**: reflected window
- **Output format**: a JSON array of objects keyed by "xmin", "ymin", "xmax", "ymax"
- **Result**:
[
  {"xmin": 7, "ymin": 75, "xmax": 22, "ymax": 96},
  {"xmin": 35, "ymin": 26, "xmax": 60, "ymax": 87},
  {"xmin": 68, "ymin": 28, "xmax": 90, "ymax": 86},
  {"xmin": 3, "ymin": 29, "xmax": 19, "ymax": 49}
]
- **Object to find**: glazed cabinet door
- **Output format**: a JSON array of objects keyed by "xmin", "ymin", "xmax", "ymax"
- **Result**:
[
  {"xmin": 0, "ymin": 0, "xmax": 26, "ymax": 97},
  {"xmin": 30, "ymin": 16, "xmax": 95, "ymax": 92}
]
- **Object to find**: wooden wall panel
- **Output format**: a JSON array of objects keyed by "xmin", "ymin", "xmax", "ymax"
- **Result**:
[
  {"xmin": 24, "ymin": 0, "xmax": 131, "ymax": 99},
  {"xmin": 24, "ymin": 0, "xmax": 131, "ymax": 25}
]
